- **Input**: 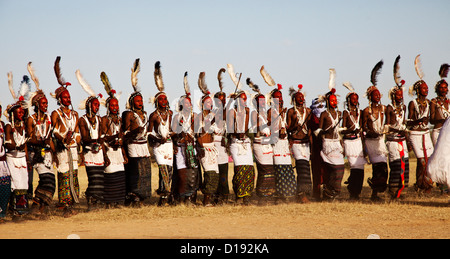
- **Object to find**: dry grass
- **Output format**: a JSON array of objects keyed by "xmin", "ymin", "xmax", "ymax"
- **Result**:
[{"xmin": 1, "ymin": 152, "xmax": 450, "ymax": 239}]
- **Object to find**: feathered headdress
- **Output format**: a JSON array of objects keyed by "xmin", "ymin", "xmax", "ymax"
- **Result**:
[
  {"xmin": 27, "ymin": 62, "xmax": 47, "ymax": 109},
  {"xmin": 5, "ymin": 72, "xmax": 31, "ymax": 122},
  {"xmin": 149, "ymin": 61, "xmax": 168, "ymax": 108},
  {"xmin": 435, "ymin": 63, "xmax": 450, "ymax": 93},
  {"xmin": 127, "ymin": 58, "xmax": 142, "ymax": 110},
  {"xmin": 175, "ymin": 71, "xmax": 193, "ymax": 113},
  {"xmin": 409, "ymin": 54, "xmax": 426, "ymax": 96},
  {"xmin": 342, "ymin": 82, "xmax": 359, "ymax": 108},
  {"xmin": 389, "ymin": 55, "xmax": 405, "ymax": 102},
  {"xmin": 197, "ymin": 71, "xmax": 212, "ymax": 110},
  {"xmin": 100, "ymin": 71, "xmax": 121, "ymax": 110},
  {"xmin": 75, "ymin": 69, "xmax": 103, "ymax": 112},
  {"xmin": 51, "ymin": 56, "xmax": 72, "ymax": 102},
  {"xmin": 318, "ymin": 69, "xmax": 337, "ymax": 105},
  {"xmin": 365, "ymin": 60, "xmax": 383, "ymax": 101},
  {"xmin": 227, "ymin": 63, "xmax": 244, "ymax": 99},
  {"xmin": 260, "ymin": 65, "xmax": 282, "ymax": 105},
  {"xmin": 289, "ymin": 84, "xmax": 306, "ymax": 106},
  {"xmin": 247, "ymin": 77, "xmax": 266, "ymax": 109}
]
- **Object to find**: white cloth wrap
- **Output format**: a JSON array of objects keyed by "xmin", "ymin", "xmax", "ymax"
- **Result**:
[
  {"xmin": 386, "ymin": 139, "xmax": 409, "ymax": 162},
  {"xmin": 320, "ymin": 138, "xmax": 345, "ymax": 165},
  {"xmin": 272, "ymin": 138, "xmax": 292, "ymax": 165},
  {"xmin": 200, "ymin": 142, "xmax": 219, "ymax": 173},
  {"xmin": 230, "ymin": 137, "xmax": 253, "ymax": 166},
  {"xmin": 56, "ymin": 146, "xmax": 79, "ymax": 172},
  {"xmin": 409, "ymin": 130, "xmax": 434, "ymax": 159},
  {"xmin": 6, "ymin": 151, "xmax": 28, "ymax": 190},
  {"xmin": 343, "ymin": 137, "xmax": 367, "ymax": 169},
  {"xmin": 364, "ymin": 136, "xmax": 388, "ymax": 163},
  {"xmin": 213, "ymin": 135, "xmax": 229, "ymax": 165},
  {"xmin": 153, "ymin": 141, "xmax": 173, "ymax": 166},
  {"xmin": 291, "ymin": 142, "xmax": 310, "ymax": 161},
  {"xmin": 253, "ymin": 139, "xmax": 274, "ymax": 165}
]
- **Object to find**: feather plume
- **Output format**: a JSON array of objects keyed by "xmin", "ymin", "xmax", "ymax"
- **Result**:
[
  {"xmin": 154, "ymin": 61, "xmax": 164, "ymax": 92},
  {"xmin": 75, "ymin": 69, "xmax": 96, "ymax": 97},
  {"xmin": 54, "ymin": 56, "xmax": 67, "ymax": 86},
  {"xmin": 288, "ymin": 86, "xmax": 297, "ymax": 97},
  {"xmin": 370, "ymin": 60, "xmax": 383, "ymax": 86},
  {"xmin": 414, "ymin": 55, "xmax": 424, "ymax": 80},
  {"xmin": 198, "ymin": 72, "xmax": 209, "ymax": 95},
  {"xmin": 19, "ymin": 75, "xmax": 31, "ymax": 99},
  {"xmin": 260, "ymin": 65, "xmax": 276, "ymax": 86},
  {"xmin": 246, "ymin": 78, "xmax": 260, "ymax": 94},
  {"xmin": 217, "ymin": 68, "xmax": 226, "ymax": 92},
  {"xmin": 329, "ymin": 68, "xmax": 336, "ymax": 91},
  {"xmin": 27, "ymin": 62, "xmax": 40, "ymax": 90},
  {"xmin": 100, "ymin": 71, "xmax": 113, "ymax": 97},
  {"xmin": 227, "ymin": 64, "xmax": 242, "ymax": 90},
  {"xmin": 342, "ymin": 81, "xmax": 354, "ymax": 93},
  {"xmin": 131, "ymin": 58, "xmax": 140, "ymax": 92},
  {"xmin": 183, "ymin": 71, "xmax": 191, "ymax": 96},
  {"xmin": 8, "ymin": 72, "xmax": 16, "ymax": 100},
  {"xmin": 393, "ymin": 55, "xmax": 402, "ymax": 87},
  {"xmin": 439, "ymin": 63, "xmax": 449, "ymax": 79}
]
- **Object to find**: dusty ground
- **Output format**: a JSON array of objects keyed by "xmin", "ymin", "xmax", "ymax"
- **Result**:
[{"xmin": 1, "ymin": 157, "xmax": 450, "ymax": 240}]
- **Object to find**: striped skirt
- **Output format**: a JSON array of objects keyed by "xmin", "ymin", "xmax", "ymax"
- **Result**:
[
  {"xmin": 33, "ymin": 173, "xmax": 56, "ymax": 206},
  {"xmin": 232, "ymin": 165, "xmax": 255, "ymax": 198},
  {"xmin": 85, "ymin": 166, "xmax": 105, "ymax": 202},
  {"xmin": 322, "ymin": 162, "xmax": 344, "ymax": 199},
  {"xmin": 255, "ymin": 163, "xmax": 276, "ymax": 198},
  {"xmin": 274, "ymin": 164, "xmax": 297, "ymax": 198},
  {"xmin": 104, "ymin": 171, "xmax": 126, "ymax": 204},
  {"xmin": 295, "ymin": 159, "xmax": 312, "ymax": 195},
  {"xmin": 174, "ymin": 168, "xmax": 200, "ymax": 198},
  {"xmin": 125, "ymin": 157, "xmax": 152, "ymax": 201}
]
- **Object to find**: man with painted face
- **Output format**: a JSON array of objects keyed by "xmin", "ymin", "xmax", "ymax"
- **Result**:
[
  {"xmin": 148, "ymin": 62, "xmax": 175, "ymax": 206},
  {"xmin": 314, "ymin": 70, "xmax": 345, "ymax": 201},
  {"xmin": 5, "ymin": 76, "xmax": 30, "ymax": 219},
  {"xmin": 430, "ymin": 63, "xmax": 449, "ymax": 146},
  {"xmin": 51, "ymin": 57, "xmax": 81, "ymax": 217},
  {"xmin": 268, "ymin": 84, "xmax": 297, "ymax": 203},
  {"xmin": 212, "ymin": 68, "xmax": 230, "ymax": 204},
  {"xmin": 100, "ymin": 74, "xmax": 127, "ymax": 208},
  {"xmin": 341, "ymin": 82, "xmax": 367, "ymax": 200},
  {"xmin": 385, "ymin": 82, "xmax": 409, "ymax": 199},
  {"xmin": 407, "ymin": 77, "xmax": 434, "ymax": 193},
  {"xmin": 27, "ymin": 86, "xmax": 56, "ymax": 217},
  {"xmin": 79, "ymin": 94, "xmax": 105, "ymax": 211},
  {"xmin": 228, "ymin": 90, "xmax": 255, "ymax": 205},
  {"xmin": 287, "ymin": 84, "xmax": 312, "ymax": 203},
  {"xmin": 172, "ymin": 75, "xmax": 200, "ymax": 205},
  {"xmin": 122, "ymin": 58, "xmax": 152, "ymax": 207},
  {"xmin": 362, "ymin": 61, "xmax": 389, "ymax": 201},
  {"xmin": 195, "ymin": 72, "xmax": 220, "ymax": 206}
]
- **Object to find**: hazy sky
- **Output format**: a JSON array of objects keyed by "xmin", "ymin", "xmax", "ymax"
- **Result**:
[{"xmin": 1, "ymin": 0, "xmax": 449, "ymax": 115}]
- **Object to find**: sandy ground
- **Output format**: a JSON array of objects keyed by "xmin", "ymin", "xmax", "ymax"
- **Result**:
[{"xmin": 1, "ymin": 158, "xmax": 450, "ymax": 240}]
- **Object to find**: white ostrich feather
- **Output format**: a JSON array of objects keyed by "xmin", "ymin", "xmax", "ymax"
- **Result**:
[
  {"xmin": 8, "ymin": 72, "xmax": 16, "ymax": 100},
  {"xmin": 414, "ymin": 54, "xmax": 424, "ymax": 80},
  {"xmin": 75, "ymin": 69, "xmax": 96, "ymax": 97},
  {"xmin": 329, "ymin": 68, "xmax": 336, "ymax": 91},
  {"xmin": 27, "ymin": 62, "xmax": 40, "ymax": 90},
  {"xmin": 260, "ymin": 65, "xmax": 276, "ymax": 86},
  {"xmin": 227, "ymin": 64, "xmax": 243, "ymax": 90}
]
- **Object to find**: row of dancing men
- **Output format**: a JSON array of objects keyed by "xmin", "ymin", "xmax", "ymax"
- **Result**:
[{"xmin": 0, "ymin": 55, "xmax": 448, "ymax": 220}]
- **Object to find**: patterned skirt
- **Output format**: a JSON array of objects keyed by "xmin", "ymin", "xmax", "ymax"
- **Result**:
[
  {"xmin": 255, "ymin": 163, "xmax": 276, "ymax": 198},
  {"xmin": 232, "ymin": 165, "xmax": 255, "ymax": 198},
  {"xmin": 104, "ymin": 171, "xmax": 126, "ymax": 204},
  {"xmin": 125, "ymin": 157, "xmax": 152, "ymax": 201},
  {"xmin": 33, "ymin": 172, "xmax": 56, "ymax": 206},
  {"xmin": 57, "ymin": 169, "xmax": 80, "ymax": 208},
  {"xmin": 0, "ymin": 176, "xmax": 11, "ymax": 218},
  {"xmin": 156, "ymin": 165, "xmax": 173, "ymax": 196},
  {"xmin": 274, "ymin": 164, "xmax": 297, "ymax": 198}
]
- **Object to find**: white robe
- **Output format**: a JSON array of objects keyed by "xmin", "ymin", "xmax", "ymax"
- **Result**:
[{"xmin": 427, "ymin": 118, "xmax": 450, "ymax": 187}]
